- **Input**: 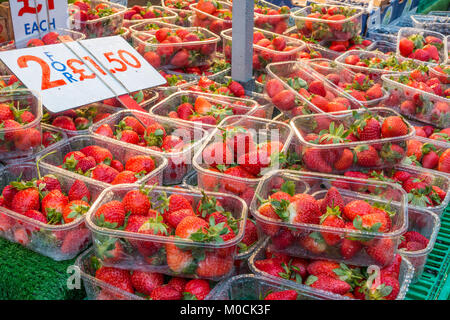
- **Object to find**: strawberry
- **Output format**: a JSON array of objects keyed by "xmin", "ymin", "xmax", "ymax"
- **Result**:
[
  {"xmin": 299, "ymin": 232, "xmax": 327, "ymax": 254},
  {"xmin": 130, "ymin": 271, "xmax": 164, "ymax": 296},
  {"xmin": 95, "ymin": 200, "xmax": 126, "ymax": 228},
  {"xmin": 343, "ymin": 200, "xmax": 372, "ymax": 221},
  {"xmin": 254, "ymin": 258, "xmax": 286, "ymax": 278},
  {"xmin": 399, "ymin": 38, "xmax": 414, "ymax": 57},
  {"xmin": 368, "ymin": 275, "xmax": 399, "ymax": 300},
  {"xmin": 166, "ymin": 239, "xmax": 195, "ymax": 273},
  {"xmin": 80, "ymin": 145, "xmax": 113, "ymax": 164},
  {"xmin": 237, "ymin": 150, "xmax": 271, "ymax": 176},
  {"xmin": 366, "ymin": 238, "xmax": 395, "ymax": 266},
  {"xmin": 320, "ymin": 187, "xmax": 344, "ymax": 214},
  {"xmin": 303, "ymin": 148, "xmax": 332, "ymax": 173},
  {"xmin": 239, "ymin": 219, "xmax": 258, "ymax": 252},
  {"xmin": 289, "ymin": 194, "xmax": 321, "ymax": 225},
  {"xmin": 111, "ymin": 171, "xmax": 138, "ymax": 185},
  {"xmin": 333, "ymin": 148, "xmax": 353, "ymax": 171},
  {"xmin": 122, "ymin": 116, "xmax": 146, "ymax": 136},
  {"xmin": 68, "ymin": 179, "xmax": 91, "ymax": 202},
  {"xmin": 37, "ymin": 175, "xmax": 62, "ymax": 192},
  {"xmin": 320, "ymin": 206, "xmax": 344, "ymax": 245},
  {"xmin": 125, "ymin": 155, "xmax": 155, "ymax": 174},
  {"xmin": 196, "ymin": 253, "xmax": 233, "ymax": 278},
  {"xmin": 95, "ymin": 124, "xmax": 114, "ymax": 138},
  {"xmin": 340, "ymin": 224, "xmax": 362, "ymax": 259},
  {"xmin": 41, "ymin": 190, "xmax": 69, "ymax": 224},
  {"xmin": 75, "ymin": 156, "xmax": 96, "ymax": 173},
  {"xmin": 23, "ymin": 209, "xmax": 47, "ymax": 224},
  {"xmin": 165, "ymin": 209, "xmax": 196, "ymax": 229},
  {"xmin": 62, "ymin": 200, "xmax": 90, "ymax": 224},
  {"xmin": 265, "ymin": 78, "xmax": 284, "ymax": 98},
  {"xmin": 91, "ymin": 164, "xmax": 119, "ymax": 183},
  {"xmin": 183, "ymin": 279, "xmax": 211, "ymax": 300},
  {"xmin": 307, "ymin": 260, "xmax": 340, "ymax": 279},
  {"xmin": 402, "ymin": 231, "xmax": 429, "ymax": 248},
  {"xmin": 357, "ymin": 118, "xmax": 381, "ymax": 141},
  {"xmin": 381, "ymin": 254, "xmax": 401, "ymax": 279},
  {"xmin": 202, "ymin": 142, "xmax": 233, "ymax": 167},
  {"xmin": 355, "ymin": 145, "xmax": 380, "ymax": 167},
  {"xmin": 305, "ymin": 274, "xmax": 351, "ymax": 295},
  {"xmin": 381, "ymin": 116, "xmax": 408, "ymax": 138},
  {"xmin": 264, "ymin": 290, "xmax": 298, "ymax": 300},
  {"xmin": 122, "ymin": 189, "xmax": 151, "ymax": 216},
  {"xmin": 257, "ymin": 202, "xmax": 282, "ymax": 236},
  {"xmin": 52, "ymin": 116, "xmax": 76, "ymax": 131},
  {"xmin": 60, "ymin": 228, "xmax": 91, "ymax": 254},
  {"xmin": 438, "ymin": 149, "xmax": 450, "ymax": 173},
  {"xmin": 167, "ymin": 277, "xmax": 188, "ymax": 293},
  {"xmin": 272, "ymin": 90, "xmax": 295, "ymax": 111},
  {"xmin": 95, "ymin": 267, "xmax": 133, "ymax": 293},
  {"xmin": 150, "ymin": 285, "xmax": 182, "ymax": 300}
]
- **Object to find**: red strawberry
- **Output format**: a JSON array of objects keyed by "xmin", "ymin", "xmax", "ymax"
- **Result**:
[
  {"xmin": 150, "ymin": 285, "xmax": 182, "ymax": 300},
  {"xmin": 41, "ymin": 189, "xmax": 69, "ymax": 224},
  {"xmin": 320, "ymin": 187, "xmax": 344, "ymax": 214},
  {"xmin": 52, "ymin": 116, "xmax": 76, "ymax": 131},
  {"xmin": 23, "ymin": 209, "xmax": 47, "ymax": 224},
  {"xmin": 355, "ymin": 145, "xmax": 380, "ymax": 167},
  {"xmin": 264, "ymin": 290, "xmax": 298, "ymax": 300},
  {"xmin": 111, "ymin": 171, "xmax": 139, "ymax": 185},
  {"xmin": 357, "ymin": 118, "xmax": 381, "ymax": 141},
  {"xmin": 183, "ymin": 279, "xmax": 211, "ymax": 300},
  {"xmin": 91, "ymin": 164, "xmax": 119, "ymax": 183},
  {"xmin": 95, "ymin": 267, "xmax": 133, "ymax": 293},
  {"xmin": 68, "ymin": 179, "xmax": 91, "ymax": 202},
  {"xmin": 167, "ymin": 277, "xmax": 187, "ymax": 293},
  {"xmin": 122, "ymin": 189, "xmax": 151, "ymax": 216},
  {"xmin": 343, "ymin": 200, "xmax": 372, "ymax": 221},
  {"xmin": 94, "ymin": 200, "xmax": 126, "ymax": 228},
  {"xmin": 381, "ymin": 116, "xmax": 409, "ymax": 138},
  {"xmin": 306, "ymin": 275, "xmax": 351, "ymax": 295},
  {"xmin": 366, "ymin": 238, "xmax": 395, "ymax": 266},
  {"xmin": 130, "ymin": 271, "xmax": 164, "ymax": 296},
  {"xmin": 80, "ymin": 145, "xmax": 113, "ymax": 164},
  {"xmin": 399, "ymin": 38, "xmax": 414, "ymax": 57},
  {"xmin": 60, "ymin": 228, "xmax": 91, "ymax": 254},
  {"xmin": 125, "ymin": 155, "xmax": 155, "ymax": 174},
  {"xmin": 62, "ymin": 200, "xmax": 90, "ymax": 224},
  {"xmin": 307, "ymin": 260, "xmax": 340, "ymax": 279}
]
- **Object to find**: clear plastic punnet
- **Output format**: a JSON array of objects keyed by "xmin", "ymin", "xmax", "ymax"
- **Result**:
[
  {"xmin": 304, "ymin": 58, "xmax": 388, "ymax": 108},
  {"xmin": 429, "ymin": 64, "xmax": 450, "ymax": 85},
  {"xmin": 76, "ymin": 247, "xmax": 218, "ymax": 300},
  {"xmin": 335, "ymin": 50, "xmax": 420, "ymax": 81},
  {"xmin": 129, "ymin": 20, "xmax": 180, "ymax": 33},
  {"xmin": 189, "ymin": 1, "xmax": 232, "ymax": 36},
  {"xmin": 2, "ymin": 124, "xmax": 68, "ymax": 165},
  {"xmin": 402, "ymin": 136, "xmax": 450, "ymax": 178},
  {"xmin": 291, "ymin": 4, "xmax": 364, "ymax": 42},
  {"xmin": 193, "ymin": 115, "xmax": 295, "ymax": 205},
  {"xmin": 0, "ymin": 89, "xmax": 43, "ymax": 161},
  {"xmin": 123, "ymin": 6, "xmax": 178, "ymax": 28},
  {"xmin": 161, "ymin": 0, "xmax": 194, "ymax": 27},
  {"xmin": 69, "ymin": 0, "xmax": 127, "ymax": 39},
  {"xmin": 132, "ymin": 27, "xmax": 220, "ymax": 69},
  {"xmin": 149, "ymin": 91, "xmax": 261, "ymax": 130},
  {"xmin": 290, "ymin": 107, "xmax": 415, "ymax": 172},
  {"xmin": 248, "ymin": 238, "xmax": 414, "ymax": 300},
  {"xmin": 396, "ymin": 28, "xmax": 447, "ymax": 65},
  {"xmin": 206, "ymin": 274, "xmax": 323, "ymax": 300},
  {"xmin": 381, "ymin": 73, "xmax": 450, "ymax": 128},
  {"xmin": 399, "ymin": 209, "xmax": 440, "ymax": 283},
  {"xmin": 367, "ymin": 40, "xmax": 397, "ymax": 55},
  {"xmin": 250, "ymin": 170, "xmax": 408, "ymax": 267},
  {"xmin": 411, "ymin": 14, "xmax": 450, "ymax": 35},
  {"xmin": 264, "ymin": 61, "xmax": 364, "ymax": 118},
  {"xmin": 0, "ymin": 163, "xmax": 105, "ymax": 260},
  {"xmin": 85, "ymin": 185, "xmax": 247, "ymax": 280},
  {"xmin": 221, "ymin": 28, "xmax": 306, "ymax": 74},
  {"xmin": 42, "ymin": 102, "xmax": 123, "ymax": 138},
  {"xmin": 89, "ymin": 109, "xmax": 208, "ymax": 185},
  {"xmin": 253, "ymin": 0, "xmax": 291, "ymax": 34},
  {"xmin": 37, "ymin": 135, "xmax": 168, "ymax": 187}
]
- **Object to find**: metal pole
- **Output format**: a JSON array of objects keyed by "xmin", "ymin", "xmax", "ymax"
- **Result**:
[{"xmin": 231, "ymin": 0, "xmax": 254, "ymax": 91}]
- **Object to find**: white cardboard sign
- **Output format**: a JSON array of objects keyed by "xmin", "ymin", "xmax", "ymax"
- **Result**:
[
  {"xmin": 9, "ymin": 0, "xmax": 69, "ymax": 48},
  {"xmin": 0, "ymin": 36, "xmax": 166, "ymax": 112}
]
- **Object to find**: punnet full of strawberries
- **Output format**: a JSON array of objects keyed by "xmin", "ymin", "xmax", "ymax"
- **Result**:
[
  {"xmin": 254, "ymin": 244, "xmax": 405, "ymax": 300},
  {"xmin": 253, "ymin": 177, "xmax": 404, "ymax": 267},
  {"xmin": 72, "ymin": 0, "xmax": 121, "ymax": 21},
  {"xmin": 124, "ymin": 5, "xmax": 174, "ymax": 22},
  {"xmin": 89, "ymin": 186, "xmax": 246, "ymax": 279},
  {"xmin": 45, "ymin": 144, "xmax": 159, "ymax": 185},
  {"xmin": 292, "ymin": 4, "xmax": 363, "ymax": 41},
  {"xmin": 398, "ymin": 32, "xmax": 445, "ymax": 64},
  {"xmin": 191, "ymin": 0, "xmax": 232, "ymax": 35},
  {"xmin": 133, "ymin": 27, "xmax": 219, "ymax": 69},
  {"xmin": 0, "ymin": 166, "xmax": 96, "ymax": 258},
  {"xmin": 291, "ymin": 109, "xmax": 413, "ymax": 173},
  {"xmin": 253, "ymin": 1, "xmax": 290, "ymax": 34}
]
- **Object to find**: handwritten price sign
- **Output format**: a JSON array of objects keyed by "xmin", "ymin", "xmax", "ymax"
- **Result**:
[
  {"xmin": 0, "ymin": 36, "xmax": 166, "ymax": 112},
  {"xmin": 10, "ymin": 0, "xmax": 68, "ymax": 47}
]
